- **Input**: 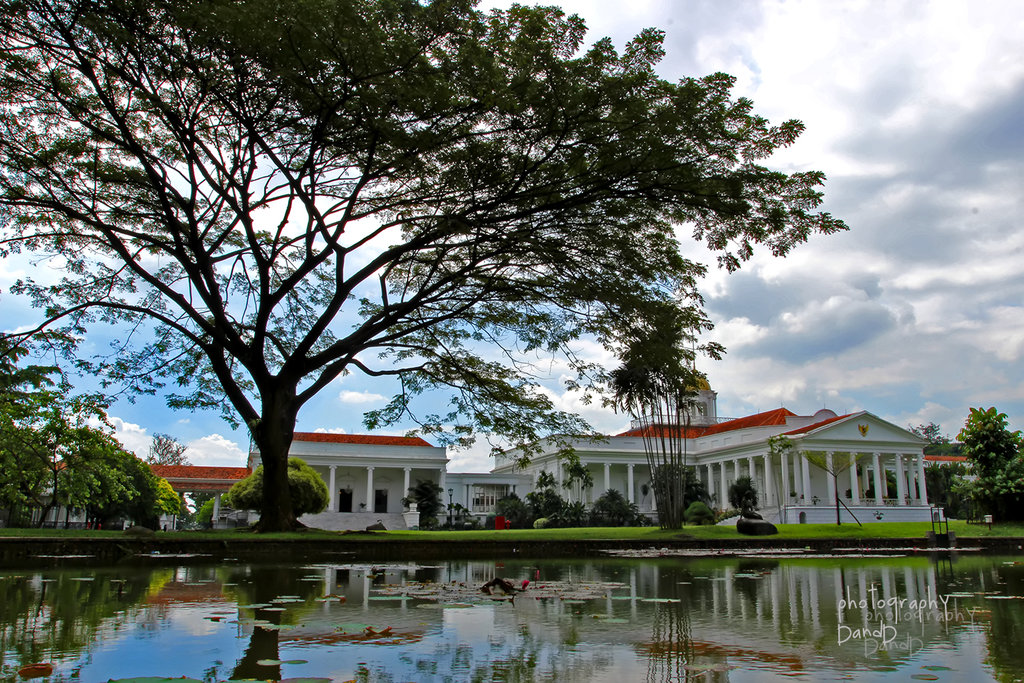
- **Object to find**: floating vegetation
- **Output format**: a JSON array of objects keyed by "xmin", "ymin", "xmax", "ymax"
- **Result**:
[{"xmin": 256, "ymin": 658, "xmax": 308, "ymax": 666}]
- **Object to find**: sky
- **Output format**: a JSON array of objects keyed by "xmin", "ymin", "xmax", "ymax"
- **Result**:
[{"xmin": 5, "ymin": 0, "xmax": 1024, "ymax": 472}]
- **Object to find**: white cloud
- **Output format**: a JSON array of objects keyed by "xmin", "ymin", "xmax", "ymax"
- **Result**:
[
  {"xmin": 338, "ymin": 390, "xmax": 386, "ymax": 404},
  {"xmin": 313, "ymin": 427, "xmax": 348, "ymax": 434},
  {"xmin": 108, "ymin": 416, "xmax": 150, "ymax": 458},
  {"xmin": 185, "ymin": 434, "xmax": 247, "ymax": 467}
]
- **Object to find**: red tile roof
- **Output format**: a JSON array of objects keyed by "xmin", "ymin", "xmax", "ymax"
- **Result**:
[
  {"xmin": 617, "ymin": 408, "xmax": 797, "ymax": 439},
  {"xmin": 782, "ymin": 413, "xmax": 851, "ymax": 436},
  {"xmin": 150, "ymin": 465, "xmax": 251, "ymax": 481},
  {"xmin": 925, "ymin": 455, "xmax": 967, "ymax": 463},
  {"xmin": 292, "ymin": 432, "xmax": 433, "ymax": 447}
]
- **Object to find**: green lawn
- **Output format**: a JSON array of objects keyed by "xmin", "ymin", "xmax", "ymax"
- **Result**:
[{"xmin": 0, "ymin": 520, "xmax": 1018, "ymax": 542}]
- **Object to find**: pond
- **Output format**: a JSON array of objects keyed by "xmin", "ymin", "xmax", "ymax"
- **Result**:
[{"xmin": 2, "ymin": 552, "xmax": 1024, "ymax": 682}]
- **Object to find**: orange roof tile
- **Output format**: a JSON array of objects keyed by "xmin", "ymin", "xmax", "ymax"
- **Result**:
[
  {"xmin": 925, "ymin": 455, "xmax": 967, "ymax": 462},
  {"xmin": 150, "ymin": 465, "xmax": 251, "ymax": 481},
  {"xmin": 292, "ymin": 432, "xmax": 433, "ymax": 447},
  {"xmin": 782, "ymin": 413, "xmax": 851, "ymax": 436},
  {"xmin": 617, "ymin": 408, "xmax": 797, "ymax": 439}
]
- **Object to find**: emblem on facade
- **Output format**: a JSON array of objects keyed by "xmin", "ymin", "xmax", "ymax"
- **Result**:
[{"xmin": 858, "ymin": 424, "xmax": 869, "ymax": 437}]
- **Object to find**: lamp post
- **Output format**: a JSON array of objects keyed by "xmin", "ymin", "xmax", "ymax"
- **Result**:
[{"xmin": 448, "ymin": 488, "xmax": 454, "ymax": 528}]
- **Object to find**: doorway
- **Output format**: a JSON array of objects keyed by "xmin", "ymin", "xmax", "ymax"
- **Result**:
[
  {"xmin": 374, "ymin": 489, "xmax": 388, "ymax": 514},
  {"xmin": 338, "ymin": 488, "xmax": 353, "ymax": 513}
]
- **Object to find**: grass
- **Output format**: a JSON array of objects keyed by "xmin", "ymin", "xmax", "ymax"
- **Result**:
[{"xmin": 1, "ymin": 520, "xmax": 1021, "ymax": 542}]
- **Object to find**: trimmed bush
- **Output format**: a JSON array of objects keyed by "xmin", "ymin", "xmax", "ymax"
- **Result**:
[{"xmin": 684, "ymin": 501, "xmax": 715, "ymax": 525}]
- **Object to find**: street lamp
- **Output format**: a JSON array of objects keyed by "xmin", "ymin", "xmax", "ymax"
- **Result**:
[{"xmin": 447, "ymin": 488, "xmax": 454, "ymax": 528}]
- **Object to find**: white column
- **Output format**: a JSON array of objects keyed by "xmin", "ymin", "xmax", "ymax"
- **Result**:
[
  {"xmin": 719, "ymin": 461, "xmax": 728, "ymax": 508},
  {"xmin": 329, "ymin": 466, "xmax": 337, "ymax": 512},
  {"xmin": 604, "ymin": 463, "xmax": 611, "ymax": 493},
  {"xmin": 366, "ymin": 466, "xmax": 375, "ymax": 511},
  {"xmin": 763, "ymin": 454, "xmax": 774, "ymax": 507},
  {"xmin": 849, "ymin": 455, "xmax": 860, "ymax": 505},
  {"xmin": 825, "ymin": 452, "xmax": 836, "ymax": 505},
  {"xmin": 800, "ymin": 454, "xmax": 811, "ymax": 502},
  {"xmin": 439, "ymin": 469, "xmax": 447, "ymax": 495},
  {"xmin": 748, "ymin": 456, "xmax": 756, "ymax": 480},
  {"xmin": 894, "ymin": 455, "xmax": 907, "ymax": 505},
  {"xmin": 917, "ymin": 454, "xmax": 929, "ymax": 504},
  {"xmin": 403, "ymin": 467, "xmax": 411, "ymax": 500},
  {"xmin": 213, "ymin": 492, "xmax": 221, "ymax": 520},
  {"xmin": 626, "ymin": 464, "xmax": 634, "ymax": 503},
  {"xmin": 780, "ymin": 451, "xmax": 790, "ymax": 508},
  {"xmin": 706, "ymin": 463, "xmax": 715, "ymax": 503},
  {"xmin": 734, "ymin": 459, "xmax": 742, "ymax": 483},
  {"xmin": 872, "ymin": 452, "xmax": 884, "ymax": 505}
]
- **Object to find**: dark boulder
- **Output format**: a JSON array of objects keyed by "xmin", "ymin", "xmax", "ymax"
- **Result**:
[{"xmin": 737, "ymin": 516, "xmax": 778, "ymax": 536}]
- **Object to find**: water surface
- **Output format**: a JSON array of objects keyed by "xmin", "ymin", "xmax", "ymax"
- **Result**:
[{"xmin": 2, "ymin": 553, "xmax": 1023, "ymax": 681}]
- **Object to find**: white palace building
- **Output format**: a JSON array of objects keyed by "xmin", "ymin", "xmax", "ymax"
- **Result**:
[{"xmin": 236, "ymin": 383, "xmax": 934, "ymax": 530}]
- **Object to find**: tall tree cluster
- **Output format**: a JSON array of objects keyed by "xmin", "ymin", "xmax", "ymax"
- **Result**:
[
  {"xmin": 0, "ymin": 343, "xmax": 177, "ymax": 528},
  {"xmin": 0, "ymin": 0, "xmax": 845, "ymax": 530}
]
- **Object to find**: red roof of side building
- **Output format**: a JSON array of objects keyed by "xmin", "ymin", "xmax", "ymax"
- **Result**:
[
  {"xmin": 292, "ymin": 432, "xmax": 433, "ymax": 447},
  {"xmin": 150, "ymin": 465, "xmax": 251, "ymax": 481},
  {"xmin": 925, "ymin": 455, "xmax": 967, "ymax": 463},
  {"xmin": 617, "ymin": 408, "xmax": 797, "ymax": 439}
]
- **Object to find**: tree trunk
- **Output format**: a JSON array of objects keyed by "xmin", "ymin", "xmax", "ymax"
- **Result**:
[{"xmin": 251, "ymin": 389, "xmax": 300, "ymax": 532}]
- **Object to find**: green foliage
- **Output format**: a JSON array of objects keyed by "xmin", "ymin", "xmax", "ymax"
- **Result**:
[
  {"xmin": 404, "ymin": 480, "xmax": 444, "ymax": 529},
  {"xmin": 526, "ymin": 473, "xmax": 566, "ymax": 520},
  {"xmin": 588, "ymin": 489, "xmax": 647, "ymax": 527},
  {"xmin": 728, "ymin": 476, "xmax": 758, "ymax": 516},
  {"xmin": 196, "ymin": 498, "xmax": 215, "ymax": 527},
  {"xmin": 684, "ymin": 500, "xmax": 715, "ymax": 525},
  {"xmin": 224, "ymin": 458, "xmax": 328, "ymax": 517},
  {"xmin": 153, "ymin": 478, "xmax": 183, "ymax": 517},
  {"xmin": 957, "ymin": 407, "xmax": 1024, "ymax": 521},
  {"xmin": 0, "ymin": 352, "xmax": 166, "ymax": 528},
  {"xmin": 495, "ymin": 493, "xmax": 531, "ymax": 529},
  {"xmin": 0, "ymin": 0, "xmax": 845, "ymax": 531},
  {"xmin": 551, "ymin": 501, "xmax": 589, "ymax": 528},
  {"xmin": 926, "ymin": 463, "xmax": 968, "ymax": 519}
]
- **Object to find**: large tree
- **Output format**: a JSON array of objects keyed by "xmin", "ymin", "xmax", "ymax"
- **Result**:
[{"xmin": 0, "ymin": 0, "xmax": 845, "ymax": 530}]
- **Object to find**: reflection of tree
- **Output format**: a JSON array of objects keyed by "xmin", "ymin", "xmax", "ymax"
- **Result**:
[
  {"xmin": 226, "ymin": 564, "xmax": 322, "ymax": 682},
  {"xmin": 643, "ymin": 585, "xmax": 696, "ymax": 682},
  {"xmin": 0, "ymin": 568, "xmax": 153, "ymax": 679},
  {"xmin": 980, "ymin": 563, "xmax": 1024, "ymax": 680}
]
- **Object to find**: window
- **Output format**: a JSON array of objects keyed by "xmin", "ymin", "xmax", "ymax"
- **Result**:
[{"xmin": 471, "ymin": 484, "xmax": 510, "ymax": 513}]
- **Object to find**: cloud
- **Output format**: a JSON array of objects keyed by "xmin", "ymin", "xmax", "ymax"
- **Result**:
[
  {"xmin": 185, "ymin": 434, "xmax": 248, "ymax": 467},
  {"xmin": 338, "ymin": 390, "xmax": 386, "ymax": 404},
  {"xmin": 108, "ymin": 416, "xmax": 150, "ymax": 459}
]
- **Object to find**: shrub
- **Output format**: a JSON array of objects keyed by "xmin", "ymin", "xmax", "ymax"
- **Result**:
[
  {"xmin": 495, "ymin": 493, "xmax": 531, "ymax": 528},
  {"xmin": 533, "ymin": 517, "xmax": 551, "ymax": 529},
  {"xmin": 224, "ymin": 458, "xmax": 328, "ymax": 516},
  {"xmin": 684, "ymin": 501, "xmax": 715, "ymax": 525},
  {"xmin": 589, "ymin": 489, "xmax": 646, "ymax": 527}
]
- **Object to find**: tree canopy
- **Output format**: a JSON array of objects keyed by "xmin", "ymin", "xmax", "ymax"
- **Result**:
[
  {"xmin": 224, "ymin": 457, "xmax": 328, "ymax": 518},
  {"xmin": 957, "ymin": 407, "xmax": 1024, "ymax": 521},
  {"xmin": 0, "ymin": 0, "xmax": 845, "ymax": 530}
]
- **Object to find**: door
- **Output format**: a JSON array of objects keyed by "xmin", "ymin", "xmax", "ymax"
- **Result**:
[
  {"xmin": 338, "ymin": 489, "xmax": 353, "ymax": 513},
  {"xmin": 374, "ymin": 489, "xmax": 388, "ymax": 514}
]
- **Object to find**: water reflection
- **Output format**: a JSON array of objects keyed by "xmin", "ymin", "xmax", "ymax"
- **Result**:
[{"xmin": 1, "ymin": 554, "xmax": 1023, "ymax": 681}]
